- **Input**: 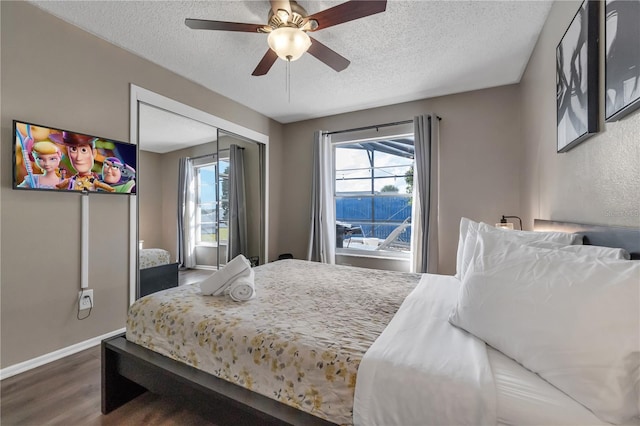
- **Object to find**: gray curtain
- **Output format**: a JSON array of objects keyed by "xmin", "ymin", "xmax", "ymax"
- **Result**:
[
  {"xmin": 227, "ymin": 145, "xmax": 248, "ymax": 260},
  {"xmin": 177, "ymin": 157, "xmax": 196, "ymax": 268},
  {"xmin": 307, "ymin": 130, "xmax": 336, "ymax": 263},
  {"xmin": 411, "ymin": 114, "xmax": 440, "ymax": 273}
]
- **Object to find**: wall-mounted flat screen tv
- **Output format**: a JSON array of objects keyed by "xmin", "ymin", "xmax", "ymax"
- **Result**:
[{"xmin": 13, "ymin": 120, "xmax": 137, "ymax": 194}]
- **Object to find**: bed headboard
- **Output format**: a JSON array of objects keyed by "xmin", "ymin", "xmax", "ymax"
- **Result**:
[{"xmin": 534, "ymin": 219, "xmax": 640, "ymax": 260}]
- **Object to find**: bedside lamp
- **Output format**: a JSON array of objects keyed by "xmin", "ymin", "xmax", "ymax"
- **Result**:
[{"xmin": 496, "ymin": 215, "xmax": 522, "ymax": 230}]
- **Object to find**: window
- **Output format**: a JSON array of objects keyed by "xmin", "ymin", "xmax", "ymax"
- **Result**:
[
  {"xmin": 194, "ymin": 158, "xmax": 229, "ymax": 246},
  {"xmin": 334, "ymin": 136, "xmax": 414, "ymax": 258}
]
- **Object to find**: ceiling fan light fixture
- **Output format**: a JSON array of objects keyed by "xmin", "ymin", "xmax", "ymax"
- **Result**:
[
  {"xmin": 275, "ymin": 9, "xmax": 290, "ymax": 24},
  {"xmin": 267, "ymin": 27, "xmax": 311, "ymax": 61}
]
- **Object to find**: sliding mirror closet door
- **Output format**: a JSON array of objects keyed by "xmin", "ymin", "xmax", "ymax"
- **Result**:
[
  {"xmin": 131, "ymin": 85, "xmax": 269, "ymax": 303},
  {"xmin": 217, "ymin": 129, "xmax": 265, "ymax": 268}
]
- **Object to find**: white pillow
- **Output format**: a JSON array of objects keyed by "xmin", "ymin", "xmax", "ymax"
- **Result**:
[
  {"xmin": 485, "ymin": 222, "xmax": 583, "ymax": 245},
  {"xmin": 458, "ymin": 219, "xmax": 480, "ymax": 280},
  {"xmin": 527, "ymin": 240, "xmax": 631, "ymax": 260},
  {"xmin": 455, "ymin": 217, "xmax": 475, "ymax": 279},
  {"xmin": 449, "ymin": 230, "xmax": 640, "ymax": 424},
  {"xmin": 457, "ymin": 220, "xmax": 582, "ymax": 280}
]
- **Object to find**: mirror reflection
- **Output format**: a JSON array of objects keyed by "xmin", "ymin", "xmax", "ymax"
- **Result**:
[{"xmin": 137, "ymin": 103, "xmax": 265, "ymax": 299}]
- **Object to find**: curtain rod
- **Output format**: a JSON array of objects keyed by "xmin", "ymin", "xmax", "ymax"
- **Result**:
[
  {"xmin": 188, "ymin": 152, "xmax": 216, "ymax": 161},
  {"xmin": 323, "ymin": 116, "xmax": 442, "ymax": 136},
  {"xmin": 188, "ymin": 146, "xmax": 243, "ymax": 161}
]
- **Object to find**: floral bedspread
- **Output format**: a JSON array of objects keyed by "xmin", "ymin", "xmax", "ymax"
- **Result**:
[
  {"xmin": 139, "ymin": 248, "xmax": 171, "ymax": 269},
  {"xmin": 126, "ymin": 259, "xmax": 421, "ymax": 424}
]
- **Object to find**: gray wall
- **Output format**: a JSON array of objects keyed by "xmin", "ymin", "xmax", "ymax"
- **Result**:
[
  {"xmin": 138, "ymin": 150, "xmax": 163, "ymax": 250},
  {"xmin": 278, "ymin": 85, "xmax": 523, "ymax": 274},
  {"xmin": 0, "ymin": 1, "xmax": 282, "ymax": 368},
  {"xmin": 520, "ymin": 0, "xmax": 640, "ymax": 229},
  {"xmin": 335, "ymin": 255, "xmax": 410, "ymax": 273}
]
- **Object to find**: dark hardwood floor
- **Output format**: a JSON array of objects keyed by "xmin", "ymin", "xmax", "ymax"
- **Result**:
[
  {"xmin": 179, "ymin": 268, "xmax": 215, "ymax": 286},
  {"xmin": 1, "ymin": 268, "xmax": 236, "ymax": 426},
  {"xmin": 1, "ymin": 345, "xmax": 221, "ymax": 426}
]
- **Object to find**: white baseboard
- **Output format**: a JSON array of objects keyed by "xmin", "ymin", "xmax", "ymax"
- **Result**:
[{"xmin": 0, "ymin": 328, "xmax": 126, "ymax": 380}]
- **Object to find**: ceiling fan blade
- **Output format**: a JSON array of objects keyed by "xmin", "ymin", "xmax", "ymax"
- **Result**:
[
  {"xmin": 252, "ymin": 49, "xmax": 279, "ymax": 76},
  {"xmin": 307, "ymin": 36, "xmax": 350, "ymax": 72},
  {"xmin": 185, "ymin": 18, "xmax": 265, "ymax": 33},
  {"xmin": 307, "ymin": 0, "xmax": 387, "ymax": 31},
  {"xmin": 270, "ymin": 0, "xmax": 291, "ymax": 16}
]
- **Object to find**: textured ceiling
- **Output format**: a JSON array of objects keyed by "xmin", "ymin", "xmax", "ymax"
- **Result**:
[{"xmin": 30, "ymin": 0, "xmax": 553, "ymax": 124}]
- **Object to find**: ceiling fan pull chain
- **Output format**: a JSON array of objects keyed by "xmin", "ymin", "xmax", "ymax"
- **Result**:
[{"xmin": 287, "ymin": 59, "xmax": 291, "ymax": 103}]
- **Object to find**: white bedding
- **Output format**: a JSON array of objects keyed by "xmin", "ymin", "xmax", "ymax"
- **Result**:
[
  {"xmin": 354, "ymin": 273, "xmax": 496, "ymax": 426},
  {"xmin": 489, "ymin": 348, "xmax": 614, "ymax": 426},
  {"xmin": 354, "ymin": 273, "xmax": 626, "ymax": 426},
  {"xmin": 450, "ymin": 228, "xmax": 640, "ymax": 424}
]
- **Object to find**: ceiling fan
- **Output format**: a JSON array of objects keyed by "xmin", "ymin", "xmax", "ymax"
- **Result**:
[{"xmin": 185, "ymin": 0, "xmax": 387, "ymax": 76}]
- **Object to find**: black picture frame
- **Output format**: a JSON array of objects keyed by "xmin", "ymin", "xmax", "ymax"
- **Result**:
[
  {"xmin": 556, "ymin": 0, "xmax": 599, "ymax": 153},
  {"xmin": 605, "ymin": 0, "xmax": 640, "ymax": 122}
]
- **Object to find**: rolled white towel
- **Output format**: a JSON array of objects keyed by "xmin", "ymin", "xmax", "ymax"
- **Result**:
[
  {"xmin": 227, "ymin": 269, "xmax": 255, "ymax": 302},
  {"xmin": 212, "ymin": 266, "xmax": 253, "ymax": 296},
  {"xmin": 200, "ymin": 254, "xmax": 251, "ymax": 296}
]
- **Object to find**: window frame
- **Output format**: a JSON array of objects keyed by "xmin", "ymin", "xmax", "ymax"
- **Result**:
[{"xmin": 332, "ymin": 133, "xmax": 414, "ymax": 260}]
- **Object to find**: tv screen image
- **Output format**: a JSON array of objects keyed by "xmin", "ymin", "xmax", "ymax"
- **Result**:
[{"xmin": 13, "ymin": 120, "xmax": 137, "ymax": 194}]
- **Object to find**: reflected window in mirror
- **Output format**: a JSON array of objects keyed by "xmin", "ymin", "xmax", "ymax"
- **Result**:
[
  {"xmin": 218, "ymin": 158, "xmax": 230, "ymax": 246},
  {"xmin": 195, "ymin": 158, "xmax": 228, "ymax": 247}
]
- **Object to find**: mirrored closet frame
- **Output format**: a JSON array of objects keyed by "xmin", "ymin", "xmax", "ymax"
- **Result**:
[{"xmin": 129, "ymin": 84, "xmax": 269, "ymax": 305}]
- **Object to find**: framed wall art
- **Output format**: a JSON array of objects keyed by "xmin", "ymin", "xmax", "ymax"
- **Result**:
[
  {"xmin": 556, "ymin": 0, "xmax": 599, "ymax": 153},
  {"xmin": 605, "ymin": 0, "xmax": 640, "ymax": 122}
]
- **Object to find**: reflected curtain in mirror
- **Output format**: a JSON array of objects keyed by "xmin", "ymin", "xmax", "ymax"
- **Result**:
[
  {"xmin": 177, "ymin": 157, "xmax": 196, "ymax": 268},
  {"xmin": 227, "ymin": 145, "xmax": 248, "ymax": 259}
]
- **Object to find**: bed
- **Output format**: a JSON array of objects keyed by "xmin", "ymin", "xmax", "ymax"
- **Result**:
[
  {"xmin": 104, "ymin": 219, "xmax": 640, "ymax": 425},
  {"xmin": 138, "ymin": 248, "xmax": 179, "ymax": 297}
]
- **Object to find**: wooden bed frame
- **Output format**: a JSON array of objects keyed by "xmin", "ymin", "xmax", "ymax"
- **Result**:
[
  {"xmin": 102, "ymin": 334, "xmax": 334, "ymax": 425},
  {"xmin": 103, "ymin": 219, "xmax": 639, "ymax": 425}
]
